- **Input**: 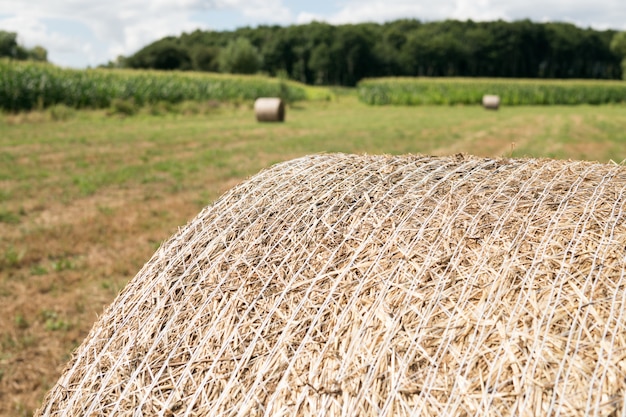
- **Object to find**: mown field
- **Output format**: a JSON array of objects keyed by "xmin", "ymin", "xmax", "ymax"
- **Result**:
[{"xmin": 1, "ymin": 93, "xmax": 626, "ymax": 416}]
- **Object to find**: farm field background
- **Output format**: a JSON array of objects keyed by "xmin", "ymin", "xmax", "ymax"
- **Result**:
[
  {"xmin": 0, "ymin": 60, "xmax": 308, "ymax": 112},
  {"xmin": 4, "ymin": 61, "xmax": 626, "ymax": 112},
  {"xmin": 358, "ymin": 77, "xmax": 626, "ymax": 106},
  {"xmin": 1, "ymin": 94, "xmax": 626, "ymax": 415}
]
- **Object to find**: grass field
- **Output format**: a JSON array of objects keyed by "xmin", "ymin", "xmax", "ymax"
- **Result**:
[{"xmin": 1, "ymin": 95, "xmax": 626, "ymax": 416}]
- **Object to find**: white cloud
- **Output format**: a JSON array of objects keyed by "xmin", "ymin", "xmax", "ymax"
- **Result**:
[
  {"xmin": 0, "ymin": 0, "xmax": 292, "ymax": 67},
  {"xmin": 221, "ymin": 0, "xmax": 291, "ymax": 21},
  {"xmin": 0, "ymin": 12, "xmax": 100, "ymax": 65},
  {"xmin": 0, "ymin": 0, "xmax": 624, "ymax": 68},
  {"xmin": 450, "ymin": 0, "xmax": 508, "ymax": 21},
  {"xmin": 296, "ymin": 12, "xmax": 325, "ymax": 25},
  {"xmin": 321, "ymin": 0, "xmax": 626, "ymax": 30},
  {"xmin": 1, "ymin": 15, "xmax": 71, "ymax": 52},
  {"xmin": 327, "ymin": 2, "xmax": 430, "ymax": 24}
]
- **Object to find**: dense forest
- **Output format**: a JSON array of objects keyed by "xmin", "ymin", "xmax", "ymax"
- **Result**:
[{"xmin": 114, "ymin": 19, "xmax": 625, "ymax": 86}]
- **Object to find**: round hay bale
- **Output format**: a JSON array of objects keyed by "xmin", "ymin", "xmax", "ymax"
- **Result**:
[
  {"xmin": 254, "ymin": 97, "xmax": 285, "ymax": 122},
  {"xmin": 37, "ymin": 154, "xmax": 626, "ymax": 416},
  {"xmin": 482, "ymin": 94, "xmax": 500, "ymax": 110}
]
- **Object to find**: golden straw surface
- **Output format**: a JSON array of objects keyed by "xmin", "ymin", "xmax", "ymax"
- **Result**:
[{"xmin": 36, "ymin": 153, "xmax": 626, "ymax": 416}]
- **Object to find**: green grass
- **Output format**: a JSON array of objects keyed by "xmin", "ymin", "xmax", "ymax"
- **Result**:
[
  {"xmin": 1, "ymin": 96, "xmax": 626, "ymax": 416},
  {"xmin": 0, "ymin": 209, "xmax": 20, "ymax": 224},
  {"xmin": 358, "ymin": 77, "xmax": 626, "ymax": 106},
  {"xmin": 1, "ymin": 96, "xmax": 624, "ymax": 211}
]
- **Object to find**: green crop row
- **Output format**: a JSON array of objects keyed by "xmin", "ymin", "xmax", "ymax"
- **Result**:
[
  {"xmin": 357, "ymin": 77, "xmax": 626, "ymax": 106},
  {"xmin": 0, "ymin": 60, "xmax": 307, "ymax": 112}
]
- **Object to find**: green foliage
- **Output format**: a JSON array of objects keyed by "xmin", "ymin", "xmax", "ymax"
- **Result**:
[
  {"xmin": 0, "ymin": 30, "xmax": 47, "ymax": 62},
  {"xmin": 126, "ymin": 40, "xmax": 191, "ymax": 70},
  {"xmin": 610, "ymin": 32, "xmax": 626, "ymax": 58},
  {"xmin": 190, "ymin": 45, "xmax": 220, "ymax": 72},
  {"xmin": 0, "ymin": 31, "xmax": 18, "ymax": 58},
  {"xmin": 0, "ymin": 60, "xmax": 307, "ymax": 112},
  {"xmin": 308, "ymin": 43, "xmax": 331, "ymax": 85},
  {"xmin": 127, "ymin": 19, "xmax": 622, "ymax": 85},
  {"xmin": 28, "ymin": 46, "xmax": 47, "ymax": 62},
  {"xmin": 218, "ymin": 37, "xmax": 262, "ymax": 74},
  {"xmin": 611, "ymin": 32, "xmax": 626, "ymax": 80},
  {"xmin": 358, "ymin": 77, "xmax": 626, "ymax": 106}
]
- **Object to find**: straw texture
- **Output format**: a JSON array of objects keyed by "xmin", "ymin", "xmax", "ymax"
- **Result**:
[{"xmin": 36, "ymin": 153, "xmax": 626, "ymax": 416}]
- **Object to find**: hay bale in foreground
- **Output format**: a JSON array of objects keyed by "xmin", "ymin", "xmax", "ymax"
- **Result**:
[
  {"xmin": 482, "ymin": 94, "xmax": 500, "ymax": 110},
  {"xmin": 254, "ymin": 97, "xmax": 285, "ymax": 122},
  {"xmin": 37, "ymin": 154, "xmax": 626, "ymax": 416}
]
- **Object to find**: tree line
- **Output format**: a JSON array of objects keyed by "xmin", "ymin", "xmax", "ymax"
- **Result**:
[
  {"xmin": 116, "ymin": 19, "xmax": 625, "ymax": 86},
  {"xmin": 0, "ymin": 30, "xmax": 48, "ymax": 62},
  {"xmin": 3, "ymin": 21, "xmax": 626, "ymax": 85},
  {"xmin": 116, "ymin": 19, "xmax": 626, "ymax": 85}
]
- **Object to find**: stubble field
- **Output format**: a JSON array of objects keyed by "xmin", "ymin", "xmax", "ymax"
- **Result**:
[{"xmin": 1, "ymin": 95, "xmax": 625, "ymax": 416}]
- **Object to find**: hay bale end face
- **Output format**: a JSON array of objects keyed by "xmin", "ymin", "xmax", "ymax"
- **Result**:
[
  {"xmin": 37, "ymin": 154, "xmax": 626, "ymax": 416},
  {"xmin": 254, "ymin": 97, "xmax": 285, "ymax": 122},
  {"xmin": 482, "ymin": 94, "xmax": 500, "ymax": 110}
]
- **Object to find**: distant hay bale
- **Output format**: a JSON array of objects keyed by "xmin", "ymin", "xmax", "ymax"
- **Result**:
[
  {"xmin": 37, "ymin": 153, "xmax": 626, "ymax": 416},
  {"xmin": 254, "ymin": 97, "xmax": 285, "ymax": 122},
  {"xmin": 482, "ymin": 94, "xmax": 500, "ymax": 110}
]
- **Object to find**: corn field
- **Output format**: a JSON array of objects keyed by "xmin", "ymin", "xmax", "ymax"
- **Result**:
[
  {"xmin": 358, "ymin": 77, "xmax": 626, "ymax": 106},
  {"xmin": 0, "ymin": 60, "xmax": 307, "ymax": 112}
]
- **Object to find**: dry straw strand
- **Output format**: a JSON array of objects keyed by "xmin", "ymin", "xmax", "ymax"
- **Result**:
[{"xmin": 36, "ymin": 153, "xmax": 626, "ymax": 416}]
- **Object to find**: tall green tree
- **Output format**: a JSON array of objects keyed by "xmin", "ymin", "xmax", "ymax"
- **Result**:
[
  {"xmin": 610, "ymin": 32, "xmax": 626, "ymax": 79},
  {"xmin": 126, "ymin": 39, "xmax": 191, "ymax": 70},
  {"xmin": 308, "ymin": 42, "xmax": 331, "ymax": 84},
  {"xmin": 28, "ymin": 45, "xmax": 48, "ymax": 61},
  {"xmin": 125, "ymin": 19, "xmax": 623, "ymax": 84},
  {"xmin": 0, "ymin": 30, "xmax": 48, "ymax": 61},
  {"xmin": 330, "ymin": 24, "xmax": 377, "ymax": 86},
  {"xmin": 0, "ymin": 30, "xmax": 18, "ymax": 58},
  {"xmin": 218, "ymin": 37, "xmax": 262, "ymax": 74},
  {"xmin": 191, "ymin": 45, "xmax": 220, "ymax": 72}
]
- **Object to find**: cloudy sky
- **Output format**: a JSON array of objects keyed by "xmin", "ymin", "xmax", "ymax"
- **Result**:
[{"xmin": 1, "ymin": 0, "xmax": 625, "ymax": 68}]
